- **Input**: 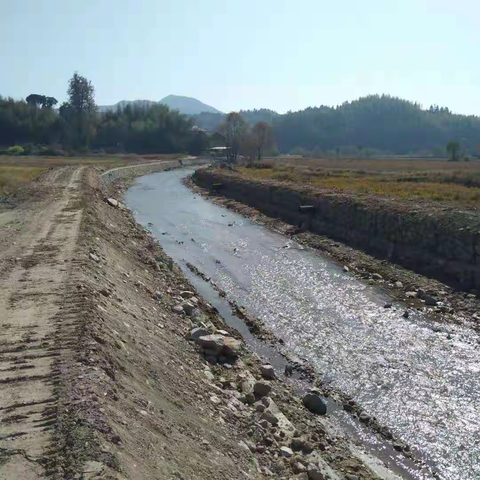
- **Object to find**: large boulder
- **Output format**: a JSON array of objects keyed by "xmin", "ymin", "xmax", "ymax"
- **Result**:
[
  {"xmin": 189, "ymin": 327, "xmax": 210, "ymax": 340},
  {"xmin": 253, "ymin": 381, "xmax": 272, "ymax": 397},
  {"xmin": 302, "ymin": 393, "xmax": 327, "ymax": 415},
  {"xmin": 195, "ymin": 334, "xmax": 241, "ymax": 358}
]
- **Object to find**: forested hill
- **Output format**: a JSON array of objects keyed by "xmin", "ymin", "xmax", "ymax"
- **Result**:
[{"xmin": 193, "ymin": 95, "xmax": 480, "ymax": 156}]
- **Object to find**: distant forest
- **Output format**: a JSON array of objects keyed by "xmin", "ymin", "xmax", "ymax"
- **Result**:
[
  {"xmin": 193, "ymin": 96, "xmax": 480, "ymax": 157},
  {"xmin": 1, "ymin": 73, "xmax": 480, "ymax": 158}
]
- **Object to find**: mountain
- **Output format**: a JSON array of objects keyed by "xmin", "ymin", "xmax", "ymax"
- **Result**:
[
  {"xmin": 98, "ymin": 95, "xmax": 221, "ymax": 115},
  {"xmin": 159, "ymin": 95, "xmax": 221, "ymax": 115}
]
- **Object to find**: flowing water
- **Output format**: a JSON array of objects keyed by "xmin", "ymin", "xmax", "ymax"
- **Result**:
[{"xmin": 125, "ymin": 169, "xmax": 480, "ymax": 480}]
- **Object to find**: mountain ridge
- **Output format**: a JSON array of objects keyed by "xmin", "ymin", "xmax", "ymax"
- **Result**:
[{"xmin": 98, "ymin": 94, "xmax": 221, "ymax": 115}]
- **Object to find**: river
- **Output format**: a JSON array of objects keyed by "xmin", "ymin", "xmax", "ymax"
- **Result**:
[{"xmin": 125, "ymin": 168, "xmax": 480, "ymax": 480}]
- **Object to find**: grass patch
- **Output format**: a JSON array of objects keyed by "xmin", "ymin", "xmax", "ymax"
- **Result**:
[{"xmin": 0, "ymin": 166, "xmax": 47, "ymax": 195}]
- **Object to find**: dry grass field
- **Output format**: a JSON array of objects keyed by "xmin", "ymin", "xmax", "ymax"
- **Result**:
[
  {"xmin": 0, "ymin": 153, "xmax": 182, "ymax": 195},
  {"xmin": 239, "ymin": 157, "xmax": 480, "ymax": 207}
]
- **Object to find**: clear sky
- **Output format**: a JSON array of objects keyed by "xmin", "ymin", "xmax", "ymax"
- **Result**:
[{"xmin": 2, "ymin": 0, "xmax": 479, "ymax": 115}]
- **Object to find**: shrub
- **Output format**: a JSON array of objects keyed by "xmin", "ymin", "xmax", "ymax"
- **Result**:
[
  {"xmin": 38, "ymin": 145, "xmax": 66, "ymax": 156},
  {"xmin": 7, "ymin": 145, "xmax": 25, "ymax": 155}
]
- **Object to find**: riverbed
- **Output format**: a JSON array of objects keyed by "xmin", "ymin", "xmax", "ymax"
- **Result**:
[{"xmin": 125, "ymin": 168, "xmax": 480, "ymax": 480}]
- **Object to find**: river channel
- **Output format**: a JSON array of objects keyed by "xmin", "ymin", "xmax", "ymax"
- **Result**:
[{"xmin": 125, "ymin": 168, "xmax": 480, "ymax": 480}]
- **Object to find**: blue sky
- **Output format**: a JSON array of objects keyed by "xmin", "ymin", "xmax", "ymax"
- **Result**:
[{"xmin": 2, "ymin": 0, "xmax": 479, "ymax": 114}]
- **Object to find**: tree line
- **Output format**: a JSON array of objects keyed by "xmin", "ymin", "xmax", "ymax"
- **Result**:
[
  {"xmin": 192, "ymin": 95, "xmax": 480, "ymax": 158},
  {"xmin": 0, "ymin": 73, "xmax": 196, "ymax": 155},
  {"xmin": 2, "ymin": 74, "xmax": 480, "ymax": 159}
]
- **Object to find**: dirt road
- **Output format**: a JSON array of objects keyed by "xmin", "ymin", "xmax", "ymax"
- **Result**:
[{"xmin": 0, "ymin": 167, "xmax": 84, "ymax": 479}]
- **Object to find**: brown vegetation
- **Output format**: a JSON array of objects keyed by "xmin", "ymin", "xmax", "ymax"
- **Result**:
[{"xmin": 240, "ymin": 157, "xmax": 480, "ymax": 207}]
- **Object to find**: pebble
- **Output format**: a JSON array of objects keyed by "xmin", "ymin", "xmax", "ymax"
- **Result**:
[
  {"xmin": 280, "ymin": 446, "xmax": 293, "ymax": 458},
  {"xmin": 180, "ymin": 291, "xmax": 195, "ymax": 299},
  {"xmin": 172, "ymin": 304, "xmax": 184, "ymax": 314},
  {"xmin": 89, "ymin": 253, "xmax": 101, "ymax": 263},
  {"xmin": 261, "ymin": 411, "xmax": 279, "ymax": 426},
  {"xmin": 260, "ymin": 364, "xmax": 276, "ymax": 380}
]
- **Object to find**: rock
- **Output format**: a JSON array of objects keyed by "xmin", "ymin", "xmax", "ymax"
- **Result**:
[
  {"xmin": 182, "ymin": 301, "xmax": 195, "ymax": 315},
  {"xmin": 195, "ymin": 334, "xmax": 241, "ymax": 358},
  {"xmin": 189, "ymin": 327, "xmax": 210, "ymax": 340},
  {"xmin": 256, "ymin": 445, "xmax": 266, "ymax": 454},
  {"xmin": 302, "ymin": 393, "xmax": 327, "ymax": 415},
  {"xmin": 307, "ymin": 464, "xmax": 325, "ymax": 480},
  {"xmin": 423, "ymin": 295, "xmax": 437, "ymax": 306},
  {"xmin": 291, "ymin": 438, "xmax": 305, "ymax": 451},
  {"xmin": 345, "ymin": 476, "xmax": 360, "ymax": 480},
  {"xmin": 405, "ymin": 291, "xmax": 417, "ymax": 298},
  {"xmin": 285, "ymin": 364, "xmax": 294, "ymax": 376},
  {"xmin": 172, "ymin": 304, "xmax": 184, "ymax": 314},
  {"xmin": 261, "ymin": 411, "xmax": 279, "ymax": 426},
  {"xmin": 180, "ymin": 291, "xmax": 195, "ymax": 299},
  {"xmin": 245, "ymin": 440, "xmax": 256, "ymax": 453},
  {"xmin": 384, "ymin": 303, "xmax": 392, "ymax": 308},
  {"xmin": 343, "ymin": 403, "xmax": 354, "ymax": 413},
  {"xmin": 154, "ymin": 291, "xmax": 163, "ymax": 300},
  {"xmin": 259, "ymin": 420, "xmax": 269, "ymax": 429},
  {"xmin": 107, "ymin": 198, "xmax": 119, "ymax": 207},
  {"xmin": 394, "ymin": 281, "xmax": 403, "ymax": 289},
  {"xmin": 216, "ymin": 329, "xmax": 229, "ymax": 336},
  {"xmin": 359, "ymin": 413, "xmax": 370, "ymax": 423},
  {"xmin": 89, "ymin": 253, "xmax": 100, "ymax": 263},
  {"xmin": 238, "ymin": 440, "xmax": 250, "ymax": 453},
  {"xmin": 402, "ymin": 310, "xmax": 409, "ymax": 318},
  {"xmin": 260, "ymin": 364, "xmax": 276, "ymax": 380},
  {"xmin": 343, "ymin": 266, "xmax": 349, "ymax": 272},
  {"xmin": 293, "ymin": 462, "xmax": 307, "ymax": 474},
  {"xmin": 371, "ymin": 273, "xmax": 383, "ymax": 280},
  {"xmin": 254, "ymin": 381, "xmax": 272, "ymax": 397},
  {"xmin": 210, "ymin": 395, "xmax": 221, "ymax": 405},
  {"xmin": 280, "ymin": 446, "xmax": 293, "ymax": 458},
  {"xmin": 204, "ymin": 370, "xmax": 215, "ymax": 381},
  {"xmin": 256, "ymin": 404, "xmax": 266, "ymax": 413}
]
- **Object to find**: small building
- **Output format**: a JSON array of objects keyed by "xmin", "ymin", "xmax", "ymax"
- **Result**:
[{"xmin": 209, "ymin": 146, "xmax": 230, "ymax": 158}]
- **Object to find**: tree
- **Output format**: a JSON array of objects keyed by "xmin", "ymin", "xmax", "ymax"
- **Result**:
[
  {"xmin": 62, "ymin": 73, "xmax": 97, "ymax": 149},
  {"xmin": 26, "ymin": 94, "xmax": 58, "ymax": 109},
  {"xmin": 67, "ymin": 73, "xmax": 96, "ymax": 114},
  {"xmin": 26, "ymin": 94, "xmax": 45, "ymax": 108},
  {"xmin": 446, "ymin": 141, "xmax": 461, "ymax": 161},
  {"xmin": 43, "ymin": 96, "xmax": 58, "ymax": 108},
  {"xmin": 220, "ymin": 112, "xmax": 246, "ymax": 163},
  {"xmin": 189, "ymin": 127, "xmax": 210, "ymax": 155},
  {"xmin": 252, "ymin": 121, "xmax": 273, "ymax": 160}
]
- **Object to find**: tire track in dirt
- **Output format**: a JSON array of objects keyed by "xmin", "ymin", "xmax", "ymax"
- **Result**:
[{"xmin": 0, "ymin": 167, "xmax": 84, "ymax": 479}]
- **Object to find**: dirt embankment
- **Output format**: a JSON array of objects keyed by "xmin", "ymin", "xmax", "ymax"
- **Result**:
[
  {"xmin": 1, "ymin": 164, "xmax": 401, "ymax": 479},
  {"xmin": 190, "ymin": 167, "xmax": 480, "ymax": 328}
]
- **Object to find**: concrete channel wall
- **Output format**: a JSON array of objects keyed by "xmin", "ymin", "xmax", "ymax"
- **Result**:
[
  {"xmin": 194, "ymin": 168, "xmax": 480, "ymax": 293},
  {"xmin": 102, "ymin": 158, "xmax": 210, "ymax": 185}
]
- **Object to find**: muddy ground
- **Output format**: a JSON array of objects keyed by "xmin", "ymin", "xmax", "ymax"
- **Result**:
[{"xmin": 0, "ymin": 164, "xmax": 411, "ymax": 479}]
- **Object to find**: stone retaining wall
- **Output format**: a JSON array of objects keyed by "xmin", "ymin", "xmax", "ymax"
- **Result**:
[
  {"xmin": 193, "ymin": 169, "xmax": 480, "ymax": 293},
  {"xmin": 102, "ymin": 158, "xmax": 210, "ymax": 185}
]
